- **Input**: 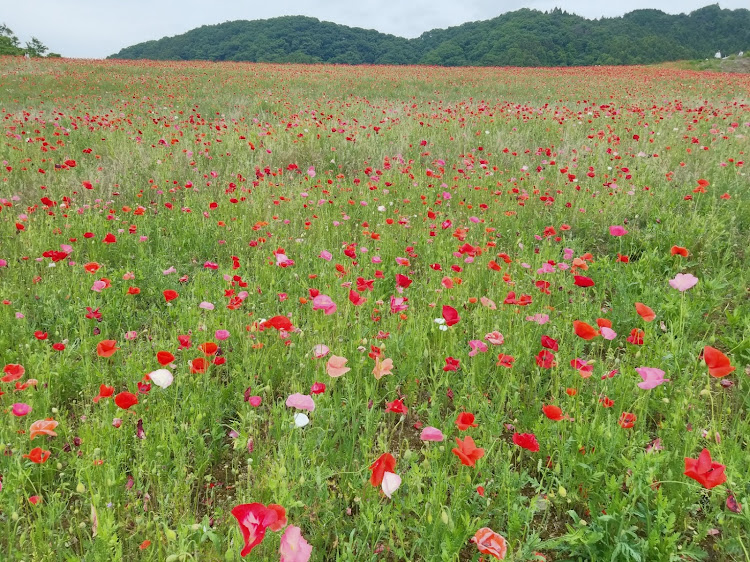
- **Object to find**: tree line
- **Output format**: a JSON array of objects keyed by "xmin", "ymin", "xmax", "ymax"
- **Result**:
[
  {"xmin": 108, "ymin": 5, "xmax": 749, "ymax": 66},
  {"xmin": 0, "ymin": 24, "xmax": 59, "ymax": 57}
]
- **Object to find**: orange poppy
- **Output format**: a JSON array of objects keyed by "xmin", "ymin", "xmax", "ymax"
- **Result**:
[
  {"xmin": 96, "ymin": 340, "xmax": 118, "ymax": 358},
  {"xmin": 190, "ymin": 357, "xmax": 207, "ymax": 374},
  {"xmin": 703, "ymin": 346, "xmax": 735, "ymax": 378},
  {"xmin": 542, "ymin": 404, "xmax": 564, "ymax": 421},
  {"xmin": 29, "ymin": 419, "xmax": 59, "ymax": 440},
  {"xmin": 635, "ymin": 302, "xmax": 656, "ymax": 322},
  {"xmin": 670, "ymin": 246, "xmax": 689, "ymax": 257},
  {"xmin": 573, "ymin": 321, "xmax": 599, "ymax": 340},
  {"xmin": 198, "ymin": 342, "xmax": 218, "ymax": 356},
  {"xmin": 452, "ymin": 436, "xmax": 485, "ymax": 467},
  {"xmin": 471, "ymin": 528, "xmax": 508, "ymax": 560},
  {"xmin": 83, "ymin": 262, "xmax": 101, "ymax": 274},
  {"xmin": 23, "ymin": 447, "xmax": 51, "ymax": 464},
  {"xmin": 2, "ymin": 363, "xmax": 25, "ymax": 383}
]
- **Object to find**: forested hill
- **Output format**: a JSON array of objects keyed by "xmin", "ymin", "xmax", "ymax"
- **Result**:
[{"xmin": 109, "ymin": 5, "xmax": 750, "ymax": 66}]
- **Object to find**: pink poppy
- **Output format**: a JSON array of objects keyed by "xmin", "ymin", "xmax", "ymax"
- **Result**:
[
  {"xmin": 313, "ymin": 344, "xmax": 330, "ymax": 359},
  {"xmin": 609, "ymin": 225, "xmax": 628, "ymax": 236},
  {"xmin": 312, "ymin": 294, "xmax": 337, "ymax": 315},
  {"xmin": 279, "ymin": 525, "xmax": 312, "ymax": 562},
  {"xmin": 285, "ymin": 393, "xmax": 315, "ymax": 412},
  {"xmin": 636, "ymin": 367, "xmax": 670, "ymax": 389},
  {"xmin": 420, "ymin": 427, "xmax": 445, "ymax": 441},
  {"xmin": 669, "ymin": 273, "xmax": 698, "ymax": 292},
  {"xmin": 12, "ymin": 403, "xmax": 31, "ymax": 417},
  {"xmin": 326, "ymin": 355, "xmax": 350, "ymax": 377},
  {"xmin": 468, "ymin": 340, "xmax": 488, "ymax": 357},
  {"xmin": 485, "ymin": 331, "xmax": 504, "ymax": 345}
]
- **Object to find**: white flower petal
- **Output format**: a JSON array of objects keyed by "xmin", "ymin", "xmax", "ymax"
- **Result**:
[
  {"xmin": 148, "ymin": 369, "xmax": 173, "ymax": 389},
  {"xmin": 294, "ymin": 413, "xmax": 310, "ymax": 428},
  {"xmin": 381, "ymin": 472, "xmax": 402, "ymax": 498}
]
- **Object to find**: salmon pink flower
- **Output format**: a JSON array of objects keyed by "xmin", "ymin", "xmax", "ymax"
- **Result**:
[
  {"xmin": 485, "ymin": 331, "xmax": 504, "ymax": 345},
  {"xmin": 471, "ymin": 527, "xmax": 508, "ymax": 560},
  {"xmin": 669, "ymin": 273, "xmax": 698, "ymax": 292},
  {"xmin": 372, "ymin": 357, "xmax": 393, "ymax": 379},
  {"xmin": 452, "ymin": 436, "xmax": 485, "ymax": 467},
  {"xmin": 29, "ymin": 419, "xmax": 58, "ymax": 439},
  {"xmin": 635, "ymin": 302, "xmax": 656, "ymax": 322},
  {"xmin": 96, "ymin": 340, "xmax": 118, "ymax": 358},
  {"xmin": 326, "ymin": 355, "xmax": 350, "ymax": 377},
  {"xmin": 420, "ymin": 427, "xmax": 444, "ymax": 441},
  {"xmin": 279, "ymin": 525, "xmax": 312, "ymax": 562}
]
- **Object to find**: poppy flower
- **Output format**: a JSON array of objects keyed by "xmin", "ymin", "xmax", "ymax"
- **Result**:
[
  {"xmin": 326, "ymin": 355, "xmax": 350, "ymax": 377},
  {"xmin": 485, "ymin": 331, "xmax": 504, "ymax": 345},
  {"xmin": 263, "ymin": 316, "xmax": 293, "ymax": 331},
  {"xmin": 635, "ymin": 302, "xmax": 656, "ymax": 322},
  {"xmin": 541, "ymin": 335, "xmax": 558, "ymax": 351},
  {"xmin": 190, "ymin": 357, "xmax": 207, "ymax": 374},
  {"xmin": 312, "ymin": 294, "xmax": 337, "ymax": 315},
  {"xmin": 279, "ymin": 525, "xmax": 312, "ymax": 562},
  {"xmin": 609, "ymin": 225, "xmax": 628, "ymax": 236},
  {"xmin": 443, "ymin": 356, "xmax": 460, "ymax": 371},
  {"xmin": 573, "ymin": 321, "xmax": 599, "ymax": 340},
  {"xmin": 2, "ymin": 363, "xmax": 25, "ymax": 383},
  {"xmin": 669, "ymin": 273, "xmax": 698, "ymax": 292},
  {"xmin": 703, "ymin": 346, "xmax": 735, "ymax": 378},
  {"xmin": 636, "ymin": 367, "xmax": 669, "ymax": 389},
  {"xmin": 198, "ymin": 342, "xmax": 218, "ymax": 355},
  {"xmin": 542, "ymin": 405, "xmax": 564, "ymax": 421},
  {"xmin": 442, "ymin": 305, "xmax": 460, "ymax": 326},
  {"xmin": 34, "ymin": 331, "xmax": 49, "ymax": 340},
  {"xmin": 156, "ymin": 351, "xmax": 175, "ymax": 366},
  {"xmin": 618, "ymin": 412, "xmax": 637, "ymax": 429},
  {"xmin": 468, "ymin": 340, "xmax": 488, "ymax": 357},
  {"xmin": 127, "ymin": 286, "xmax": 141, "ymax": 295},
  {"xmin": 310, "ymin": 382, "xmax": 326, "ymax": 395},
  {"xmin": 372, "ymin": 357, "xmax": 393, "ymax": 379},
  {"xmin": 369, "ymin": 453, "xmax": 396, "ymax": 486},
  {"xmin": 512, "ymin": 432, "xmax": 540, "ymax": 452},
  {"xmin": 12, "ymin": 403, "xmax": 31, "ymax": 416},
  {"xmin": 29, "ymin": 419, "xmax": 58, "ymax": 440},
  {"xmin": 420, "ymin": 427, "xmax": 445, "ymax": 441},
  {"xmin": 23, "ymin": 447, "xmax": 51, "ymax": 464},
  {"xmin": 573, "ymin": 275, "xmax": 595, "ymax": 287},
  {"xmin": 455, "ymin": 412, "xmax": 478, "ymax": 430},
  {"xmin": 163, "ymin": 290, "xmax": 179, "ymax": 302},
  {"xmin": 96, "ymin": 339, "xmax": 118, "ymax": 358},
  {"xmin": 348, "ymin": 290, "xmax": 366, "ymax": 306},
  {"xmin": 231, "ymin": 503, "xmax": 273, "ymax": 557},
  {"xmin": 452, "ymin": 436, "xmax": 485, "ymax": 467},
  {"xmin": 83, "ymin": 262, "xmax": 101, "ymax": 273},
  {"xmin": 684, "ymin": 449, "xmax": 727, "ymax": 489},
  {"xmin": 93, "ymin": 384, "xmax": 114, "ymax": 403},
  {"xmin": 471, "ymin": 528, "xmax": 508, "ymax": 560},
  {"xmin": 381, "ymin": 472, "xmax": 402, "ymax": 500},
  {"xmin": 385, "ymin": 399, "xmax": 408, "ymax": 414},
  {"xmin": 114, "ymin": 392, "xmax": 138, "ymax": 410},
  {"xmin": 535, "ymin": 349, "xmax": 556, "ymax": 369},
  {"xmin": 627, "ymin": 328, "xmax": 645, "ymax": 345},
  {"xmin": 286, "ymin": 393, "xmax": 315, "ymax": 412},
  {"xmin": 671, "ymin": 246, "xmax": 690, "ymax": 257},
  {"xmin": 496, "ymin": 354, "xmax": 515, "ymax": 368},
  {"xmin": 148, "ymin": 369, "xmax": 173, "ymax": 389},
  {"xmin": 102, "ymin": 233, "xmax": 116, "ymax": 244}
]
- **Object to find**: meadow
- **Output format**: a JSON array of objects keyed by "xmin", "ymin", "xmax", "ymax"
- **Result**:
[{"xmin": 0, "ymin": 57, "xmax": 748, "ymax": 561}]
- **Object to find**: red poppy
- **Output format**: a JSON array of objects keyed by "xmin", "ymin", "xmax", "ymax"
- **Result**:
[
  {"xmin": 452, "ymin": 436, "xmax": 485, "ymax": 467},
  {"xmin": 198, "ymin": 342, "xmax": 218, "ymax": 356},
  {"xmin": 310, "ymin": 382, "xmax": 326, "ymax": 395},
  {"xmin": 496, "ymin": 354, "xmax": 515, "ymax": 368},
  {"xmin": 703, "ymin": 346, "xmax": 735, "ymax": 378},
  {"xmin": 369, "ymin": 453, "xmax": 396, "ymax": 486},
  {"xmin": 163, "ymin": 290, "xmax": 178, "ymax": 302},
  {"xmin": 93, "ymin": 384, "xmax": 114, "ymax": 403},
  {"xmin": 127, "ymin": 286, "xmax": 140, "ymax": 295},
  {"xmin": 535, "ymin": 349, "xmax": 556, "ymax": 369},
  {"xmin": 442, "ymin": 305, "xmax": 460, "ymax": 326},
  {"xmin": 2, "ymin": 364, "xmax": 25, "ymax": 383},
  {"xmin": 385, "ymin": 399, "xmax": 408, "ymax": 414},
  {"xmin": 178, "ymin": 335, "xmax": 192, "ymax": 349},
  {"xmin": 348, "ymin": 290, "xmax": 366, "ymax": 306},
  {"xmin": 599, "ymin": 396, "xmax": 614, "ymax": 408},
  {"xmin": 190, "ymin": 357, "xmax": 207, "ymax": 374},
  {"xmin": 102, "ymin": 233, "xmax": 116, "ymax": 244},
  {"xmin": 626, "ymin": 328, "xmax": 645, "ymax": 345},
  {"xmin": 512, "ymin": 432, "xmax": 540, "ymax": 452},
  {"xmin": 635, "ymin": 302, "xmax": 655, "ymax": 322},
  {"xmin": 34, "ymin": 331, "xmax": 49, "ymax": 340},
  {"xmin": 670, "ymin": 246, "xmax": 689, "ymax": 257},
  {"xmin": 684, "ymin": 448, "xmax": 727, "ymax": 489},
  {"xmin": 618, "ymin": 412, "xmax": 637, "ymax": 429},
  {"xmin": 455, "ymin": 412, "xmax": 478, "ymax": 431},
  {"xmin": 542, "ymin": 404, "xmax": 564, "ymax": 421},
  {"xmin": 541, "ymin": 335, "xmax": 558, "ymax": 351},
  {"xmin": 156, "ymin": 351, "xmax": 175, "ymax": 366},
  {"xmin": 443, "ymin": 356, "xmax": 460, "ymax": 371},
  {"xmin": 596, "ymin": 318, "xmax": 612, "ymax": 328},
  {"xmin": 84, "ymin": 262, "xmax": 101, "ymax": 274},
  {"xmin": 573, "ymin": 321, "xmax": 599, "ymax": 340},
  {"xmin": 573, "ymin": 275, "xmax": 595, "ymax": 287},
  {"xmin": 114, "ymin": 392, "xmax": 138, "ymax": 410},
  {"xmin": 96, "ymin": 340, "xmax": 118, "ymax": 358},
  {"xmin": 23, "ymin": 447, "xmax": 51, "ymax": 464},
  {"xmin": 262, "ymin": 316, "xmax": 293, "ymax": 331},
  {"xmin": 231, "ymin": 503, "xmax": 272, "ymax": 556},
  {"xmin": 52, "ymin": 343, "xmax": 65, "ymax": 351}
]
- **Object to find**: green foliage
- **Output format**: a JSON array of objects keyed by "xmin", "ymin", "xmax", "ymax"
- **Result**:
[{"xmin": 108, "ymin": 7, "xmax": 750, "ymax": 67}]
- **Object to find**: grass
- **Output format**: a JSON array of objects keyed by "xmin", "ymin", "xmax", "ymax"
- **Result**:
[{"xmin": 0, "ymin": 57, "xmax": 749, "ymax": 561}]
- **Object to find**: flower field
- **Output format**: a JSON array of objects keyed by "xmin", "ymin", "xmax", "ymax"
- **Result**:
[{"xmin": 0, "ymin": 58, "xmax": 749, "ymax": 561}]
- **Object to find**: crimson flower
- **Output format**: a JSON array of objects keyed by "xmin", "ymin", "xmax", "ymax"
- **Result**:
[
  {"xmin": 512, "ymin": 432, "xmax": 540, "ymax": 452},
  {"xmin": 369, "ymin": 453, "xmax": 396, "ymax": 486},
  {"xmin": 684, "ymin": 449, "xmax": 727, "ymax": 489},
  {"xmin": 455, "ymin": 412, "xmax": 478, "ymax": 431},
  {"xmin": 535, "ymin": 349, "xmax": 556, "ymax": 369},
  {"xmin": 385, "ymin": 399, "xmax": 408, "ymax": 415},
  {"xmin": 443, "ymin": 356, "xmax": 460, "ymax": 371},
  {"xmin": 442, "ymin": 305, "xmax": 460, "ymax": 326}
]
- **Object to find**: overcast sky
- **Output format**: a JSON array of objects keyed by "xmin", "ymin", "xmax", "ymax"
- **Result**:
[{"xmin": 2, "ymin": 0, "xmax": 745, "ymax": 59}]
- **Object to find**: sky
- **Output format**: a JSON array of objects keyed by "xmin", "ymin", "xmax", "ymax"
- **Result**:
[{"xmin": 2, "ymin": 0, "xmax": 746, "ymax": 59}]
